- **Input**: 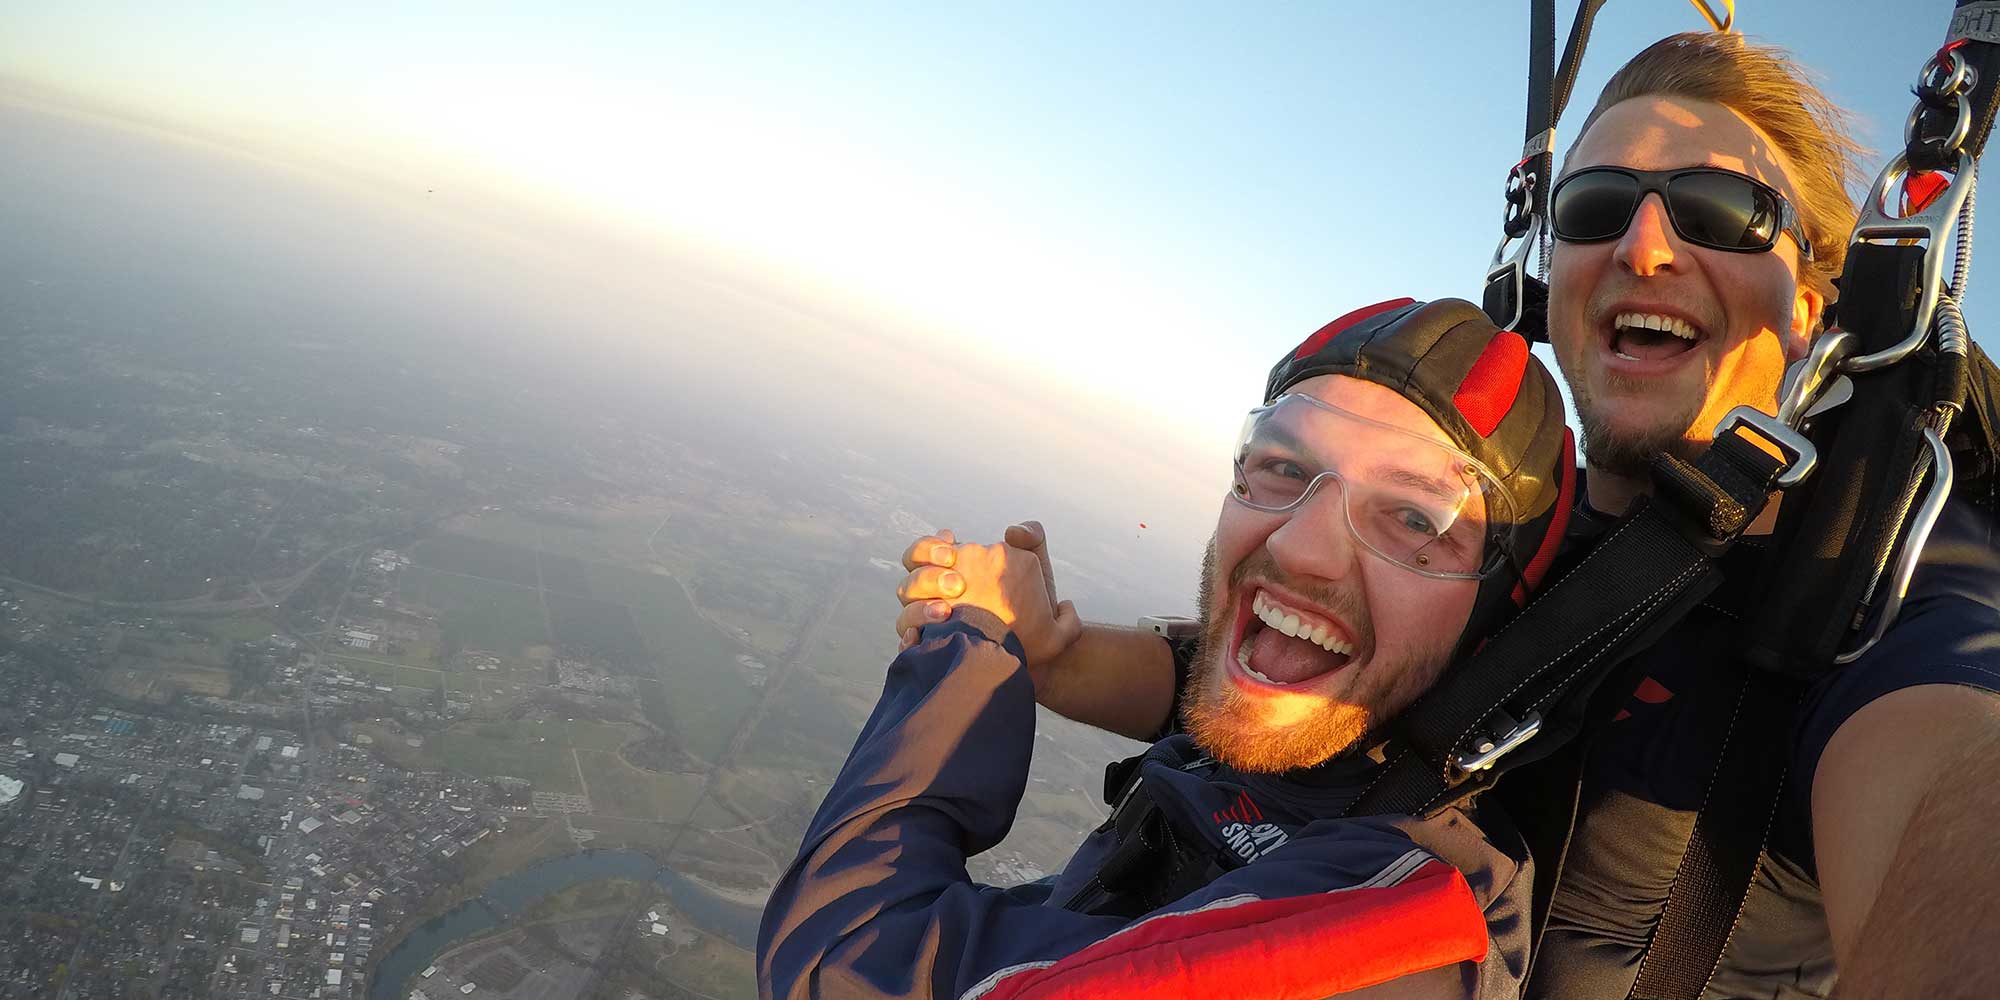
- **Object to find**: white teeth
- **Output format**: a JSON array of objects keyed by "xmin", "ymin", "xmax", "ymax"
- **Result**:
[
  {"xmin": 1613, "ymin": 311, "xmax": 1699, "ymax": 341},
  {"xmin": 1250, "ymin": 591, "xmax": 1353, "ymax": 655},
  {"xmin": 1236, "ymin": 640, "xmax": 1277, "ymax": 683}
]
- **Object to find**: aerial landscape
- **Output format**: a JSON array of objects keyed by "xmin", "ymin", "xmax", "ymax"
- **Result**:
[{"xmin": 0, "ymin": 95, "xmax": 1173, "ymax": 1000}]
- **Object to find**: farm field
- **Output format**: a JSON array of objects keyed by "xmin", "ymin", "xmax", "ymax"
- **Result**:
[
  {"xmin": 397, "ymin": 566, "xmax": 551, "ymax": 656},
  {"xmin": 401, "ymin": 529, "xmax": 759, "ymax": 765},
  {"xmin": 574, "ymin": 749, "xmax": 706, "ymax": 821}
]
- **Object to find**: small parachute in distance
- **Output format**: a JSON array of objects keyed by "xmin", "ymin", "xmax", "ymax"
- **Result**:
[{"xmin": 1138, "ymin": 522, "xmax": 1147, "ymax": 529}]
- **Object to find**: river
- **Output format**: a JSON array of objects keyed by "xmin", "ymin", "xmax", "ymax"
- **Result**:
[{"xmin": 368, "ymin": 849, "xmax": 762, "ymax": 1000}]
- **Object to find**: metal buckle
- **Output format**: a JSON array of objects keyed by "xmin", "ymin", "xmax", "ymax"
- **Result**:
[
  {"xmin": 1842, "ymin": 152, "xmax": 1979, "ymax": 373},
  {"xmin": 1483, "ymin": 215, "xmax": 1543, "ymax": 331},
  {"xmin": 1454, "ymin": 710, "xmax": 1542, "ymax": 774},
  {"xmin": 1713, "ymin": 406, "xmax": 1818, "ymax": 488},
  {"xmin": 1775, "ymin": 331, "xmax": 1855, "ymax": 427},
  {"xmin": 1800, "ymin": 375, "xmax": 1853, "ymax": 424},
  {"xmin": 1834, "ymin": 427, "xmax": 1955, "ymax": 664}
]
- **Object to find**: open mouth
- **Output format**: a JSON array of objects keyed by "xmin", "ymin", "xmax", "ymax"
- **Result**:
[
  {"xmin": 1230, "ymin": 588, "xmax": 1357, "ymax": 688},
  {"xmin": 1607, "ymin": 311, "xmax": 1704, "ymax": 363}
]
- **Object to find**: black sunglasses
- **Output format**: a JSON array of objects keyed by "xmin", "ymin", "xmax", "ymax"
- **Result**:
[{"xmin": 1550, "ymin": 166, "xmax": 1813, "ymax": 261}]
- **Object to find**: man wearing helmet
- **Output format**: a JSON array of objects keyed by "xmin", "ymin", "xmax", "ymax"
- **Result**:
[
  {"xmin": 891, "ymin": 32, "xmax": 2000, "ymax": 1000},
  {"xmin": 758, "ymin": 298, "xmax": 1571, "ymax": 999}
]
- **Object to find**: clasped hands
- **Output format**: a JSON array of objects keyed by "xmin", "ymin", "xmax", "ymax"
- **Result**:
[{"xmin": 893, "ymin": 521, "xmax": 1083, "ymax": 690}]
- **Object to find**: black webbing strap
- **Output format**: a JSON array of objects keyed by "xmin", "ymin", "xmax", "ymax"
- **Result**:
[
  {"xmin": 1628, "ymin": 666, "xmax": 1801, "ymax": 1000},
  {"xmin": 1521, "ymin": 0, "xmax": 1608, "ymax": 226},
  {"xmin": 1344, "ymin": 430, "xmax": 1787, "ymax": 820},
  {"xmin": 1486, "ymin": 0, "xmax": 1607, "ymax": 340},
  {"xmin": 1741, "ymin": 255, "xmax": 1953, "ymax": 678}
]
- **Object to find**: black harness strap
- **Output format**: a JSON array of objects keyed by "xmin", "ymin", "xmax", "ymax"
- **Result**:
[
  {"xmin": 1628, "ymin": 666, "xmax": 1800, "ymax": 1000},
  {"xmin": 1345, "ymin": 430, "xmax": 1787, "ymax": 821},
  {"xmin": 1485, "ymin": 0, "xmax": 1607, "ymax": 339}
]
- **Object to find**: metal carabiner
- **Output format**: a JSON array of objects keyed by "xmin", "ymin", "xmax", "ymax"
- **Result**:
[
  {"xmin": 1483, "ymin": 214, "xmax": 1544, "ymax": 332},
  {"xmin": 1833, "ymin": 426, "xmax": 1955, "ymax": 665},
  {"xmin": 1840, "ymin": 152, "xmax": 1980, "ymax": 373},
  {"xmin": 1774, "ymin": 330, "xmax": 1856, "ymax": 428}
]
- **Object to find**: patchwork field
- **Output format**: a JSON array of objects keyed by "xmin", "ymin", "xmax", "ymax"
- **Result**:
[
  {"xmin": 401, "ymin": 526, "xmax": 760, "ymax": 765},
  {"xmin": 574, "ymin": 750, "xmax": 706, "ymax": 821},
  {"xmin": 397, "ymin": 566, "xmax": 551, "ymax": 656}
]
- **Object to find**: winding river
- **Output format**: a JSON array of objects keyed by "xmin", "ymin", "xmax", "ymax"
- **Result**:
[{"xmin": 368, "ymin": 849, "xmax": 761, "ymax": 1000}]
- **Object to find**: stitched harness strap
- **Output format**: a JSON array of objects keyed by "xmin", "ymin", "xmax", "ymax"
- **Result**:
[{"xmin": 1344, "ymin": 429, "xmax": 1787, "ymax": 821}]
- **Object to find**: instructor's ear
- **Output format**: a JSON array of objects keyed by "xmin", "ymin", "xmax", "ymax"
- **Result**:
[{"xmin": 1788, "ymin": 284, "xmax": 1826, "ymax": 360}]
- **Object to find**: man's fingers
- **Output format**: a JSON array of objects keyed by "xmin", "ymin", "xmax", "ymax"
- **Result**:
[
  {"xmin": 899, "ymin": 627, "xmax": 919, "ymax": 651},
  {"xmin": 894, "ymin": 599, "xmax": 953, "ymax": 638},
  {"xmin": 1003, "ymin": 520, "xmax": 1060, "ymax": 608},
  {"xmin": 900, "ymin": 534, "xmax": 958, "ymax": 572},
  {"xmin": 1002, "ymin": 521, "xmax": 1045, "ymax": 549},
  {"xmin": 896, "ymin": 566, "xmax": 965, "ymax": 604}
]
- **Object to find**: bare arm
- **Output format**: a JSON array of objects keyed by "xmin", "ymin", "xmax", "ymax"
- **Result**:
[
  {"xmin": 1031, "ymin": 622, "xmax": 1178, "ymax": 741},
  {"xmin": 1812, "ymin": 683, "xmax": 2000, "ymax": 997}
]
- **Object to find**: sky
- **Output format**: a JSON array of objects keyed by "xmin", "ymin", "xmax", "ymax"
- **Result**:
[{"xmin": 0, "ymin": 2, "xmax": 1986, "ymax": 588}]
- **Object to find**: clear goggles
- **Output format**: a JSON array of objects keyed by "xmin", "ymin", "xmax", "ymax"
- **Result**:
[{"xmin": 1228, "ymin": 393, "xmax": 1516, "ymax": 580}]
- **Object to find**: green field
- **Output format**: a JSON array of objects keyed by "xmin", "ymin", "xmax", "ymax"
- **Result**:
[
  {"xmin": 208, "ymin": 615, "xmax": 282, "ymax": 644},
  {"xmin": 459, "ymin": 719, "xmax": 644, "ymax": 753},
  {"xmin": 589, "ymin": 563, "xmax": 759, "ymax": 760},
  {"xmin": 547, "ymin": 592, "xmax": 649, "ymax": 670},
  {"xmin": 535, "ymin": 551, "xmax": 590, "ymax": 598},
  {"xmin": 737, "ymin": 670, "xmax": 862, "ymax": 777},
  {"xmin": 575, "ymin": 750, "xmax": 706, "ymax": 821},
  {"xmin": 331, "ymin": 654, "xmax": 442, "ymax": 690},
  {"xmin": 445, "ymin": 507, "xmax": 659, "ymax": 566},
  {"xmin": 398, "ymin": 567, "xmax": 551, "ymax": 655},
  {"xmin": 410, "ymin": 534, "xmax": 542, "ymax": 587},
  {"xmin": 400, "ymin": 528, "xmax": 762, "ymax": 764},
  {"xmin": 431, "ymin": 729, "xmax": 582, "ymax": 793}
]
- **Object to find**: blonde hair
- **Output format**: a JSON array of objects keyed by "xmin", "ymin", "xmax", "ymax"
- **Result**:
[{"xmin": 1572, "ymin": 32, "xmax": 1867, "ymax": 300}]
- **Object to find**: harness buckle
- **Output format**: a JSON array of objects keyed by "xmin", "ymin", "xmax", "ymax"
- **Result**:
[
  {"xmin": 1454, "ymin": 709, "xmax": 1543, "ymax": 774},
  {"xmin": 1775, "ymin": 331, "xmax": 1855, "ymax": 428},
  {"xmin": 1483, "ymin": 215, "xmax": 1544, "ymax": 332},
  {"xmin": 1713, "ymin": 406, "xmax": 1818, "ymax": 488}
]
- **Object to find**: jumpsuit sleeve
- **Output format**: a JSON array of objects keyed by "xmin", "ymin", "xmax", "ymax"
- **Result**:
[{"xmin": 755, "ymin": 614, "xmax": 1129, "ymax": 1000}]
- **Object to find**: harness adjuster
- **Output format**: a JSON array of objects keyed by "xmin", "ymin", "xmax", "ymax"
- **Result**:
[
  {"xmin": 1453, "ymin": 708, "xmax": 1543, "ymax": 775},
  {"xmin": 1713, "ymin": 406, "xmax": 1817, "ymax": 488}
]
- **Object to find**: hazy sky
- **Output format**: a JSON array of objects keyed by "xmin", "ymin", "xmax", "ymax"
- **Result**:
[
  {"xmin": 0, "ymin": 3, "xmax": 1987, "ymax": 604},
  {"xmin": 6, "ymin": 4, "xmax": 1981, "ymax": 437}
]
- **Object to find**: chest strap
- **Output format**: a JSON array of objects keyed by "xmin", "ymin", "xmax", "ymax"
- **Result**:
[{"xmin": 1345, "ymin": 426, "xmax": 1789, "ymax": 822}]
